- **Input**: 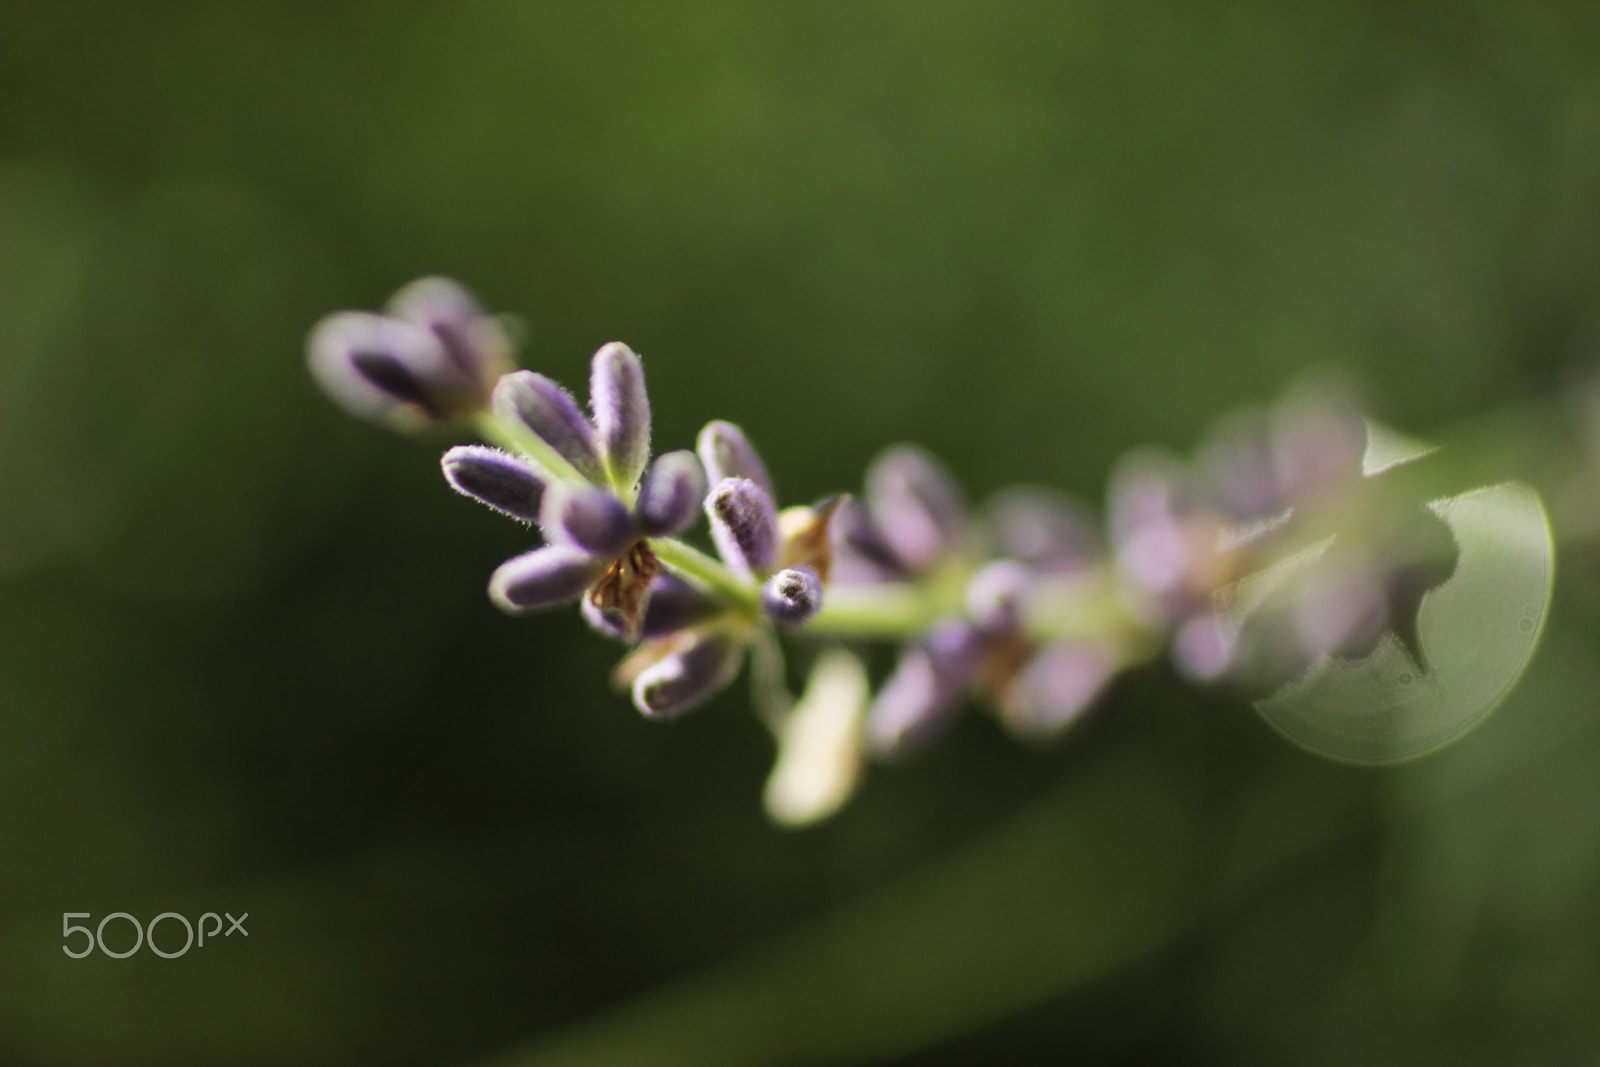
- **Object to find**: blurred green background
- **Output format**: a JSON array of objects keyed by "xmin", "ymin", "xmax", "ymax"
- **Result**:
[{"xmin": 6, "ymin": 2, "xmax": 1600, "ymax": 1064}]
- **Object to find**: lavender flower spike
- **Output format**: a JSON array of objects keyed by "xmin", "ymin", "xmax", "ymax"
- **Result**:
[
  {"xmin": 493, "ymin": 371, "xmax": 606, "ymax": 483},
  {"xmin": 633, "ymin": 631, "xmax": 743, "ymax": 719},
  {"xmin": 762, "ymin": 566, "xmax": 823, "ymax": 627},
  {"xmin": 591, "ymin": 342, "xmax": 651, "ymax": 491},
  {"xmin": 489, "ymin": 545, "xmax": 608, "ymax": 613},
  {"xmin": 707, "ymin": 477, "xmax": 779, "ymax": 578},
  {"xmin": 697, "ymin": 420, "xmax": 775, "ymax": 500},
  {"xmin": 635, "ymin": 450, "xmax": 707, "ymax": 537},
  {"xmin": 441, "ymin": 446, "xmax": 545, "ymax": 524}
]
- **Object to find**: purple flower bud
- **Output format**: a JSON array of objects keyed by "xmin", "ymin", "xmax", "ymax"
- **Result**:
[
  {"xmin": 697, "ymin": 421, "xmax": 774, "ymax": 500},
  {"xmin": 865, "ymin": 619, "xmax": 983, "ymax": 758},
  {"xmin": 632, "ymin": 630, "xmax": 743, "ymax": 719},
  {"xmin": 488, "ymin": 545, "xmax": 608, "ymax": 613},
  {"xmin": 707, "ymin": 477, "xmax": 779, "ymax": 577},
  {"xmin": 866, "ymin": 446, "xmax": 967, "ymax": 575},
  {"xmin": 440, "ymin": 445, "xmax": 545, "ymax": 524},
  {"xmin": 492, "ymin": 371, "xmax": 606, "ymax": 483},
  {"xmin": 1003, "ymin": 641, "xmax": 1115, "ymax": 738},
  {"xmin": 637, "ymin": 573, "xmax": 723, "ymax": 636},
  {"xmin": 986, "ymin": 488, "xmax": 1102, "ymax": 573},
  {"xmin": 864, "ymin": 651, "xmax": 949, "ymax": 757},
  {"xmin": 965, "ymin": 560, "xmax": 1033, "ymax": 633},
  {"xmin": 385, "ymin": 276, "xmax": 510, "ymax": 386},
  {"xmin": 591, "ymin": 342, "xmax": 651, "ymax": 490},
  {"xmin": 635, "ymin": 450, "xmax": 707, "ymax": 537},
  {"xmin": 306, "ymin": 311, "xmax": 462, "ymax": 424},
  {"xmin": 540, "ymin": 484, "xmax": 638, "ymax": 558},
  {"xmin": 830, "ymin": 498, "xmax": 910, "ymax": 582},
  {"xmin": 583, "ymin": 572, "xmax": 723, "ymax": 641},
  {"xmin": 761, "ymin": 566, "xmax": 823, "ymax": 627}
]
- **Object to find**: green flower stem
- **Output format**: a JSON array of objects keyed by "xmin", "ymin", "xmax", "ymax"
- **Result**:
[
  {"xmin": 806, "ymin": 566, "xmax": 1160, "ymax": 658},
  {"xmin": 650, "ymin": 538, "xmax": 761, "ymax": 612},
  {"xmin": 473, "ymin": 412, "xmax": 589, "ymax": 487},
  {"xmin": 1022, "ymin": 567, "xmax": 1161, "ymax": 653},
  {"xmin": 803, "ymin": 583, "xmax": 944, "ymax": 639}
]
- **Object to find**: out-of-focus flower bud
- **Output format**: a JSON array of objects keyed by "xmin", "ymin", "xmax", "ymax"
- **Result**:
[
  {"xmin": 1270, "ymin": 386, "xmax": 1368, "ymax": 506},
  {"xmin": 965, "ymin": 560, "xmax": 1034, "ymax": 633},
  {"xmin": 697, "ymin": 420, "xmax": 774, "ymax": 500},
  {"xmin": 386, "ymin": 275, "xmax": 512, "ymax": 386},
  {"xmin": 865, "ymin": 445, "xmax": 968, "ymax": 575},
  {"xmin": 865, "ymin": 619, "xmax": 984, "ymax": 758},
  {"xmin": 307, "ymin": 278, "xmax": 507, "ymax": 429},
  {"xmin": 1108, "ymin": 450, "xmax": 1228, "ymax": 618},
  {"xmin": 986, "ymin": 487, "xmax": 1102, "ymax": 573},
  {"xmin": 1000, "ymin": 640, "xmax": 1116, "ymax": 740}
]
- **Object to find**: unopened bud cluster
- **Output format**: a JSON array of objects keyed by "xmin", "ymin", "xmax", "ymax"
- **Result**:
[{"xmin": 308, "ymin": 278, "xmax": 1466, "ymax": 825}]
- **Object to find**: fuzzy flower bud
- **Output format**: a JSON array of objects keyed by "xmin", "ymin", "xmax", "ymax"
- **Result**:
[
  {"xmin": 965, "ymin": 560, "xmax": 1034, "ymax": 634},
  {"xmin": 591, "ymin": 342, "xmax": 651, "ymax": 490},
  {"xmin": 488, "ymin": 545, "xmax": 608, "ymax": 613},
  {"xmin": 707, "ymin": 477, "xmax": 779, "ymax": 578},
  {"xmin": 540, "ymin": 484, "xmax": 638, "ymax": 558},
  {"xmin": 492, "ymin": 371, "xmax": 607, "ymax": 483},
  {"xmin": 635, "ymin": 450, "xmax": 708, "ymax": 537},
  {"xmin": 440, "ymin": 445, "xmax": 546, "ymax": 525},
  {"xmin": 761, "ymin": 566, "xmax": 823, "ymax": 627},
  {"xmin": 632, "ymin": 631, "xmax": 743, "ymax": 719}
]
